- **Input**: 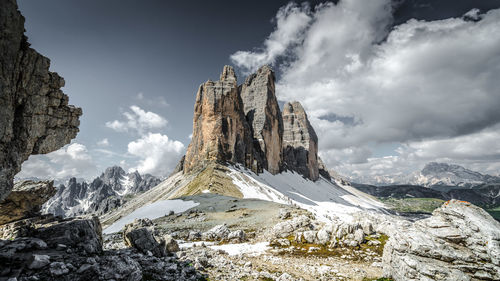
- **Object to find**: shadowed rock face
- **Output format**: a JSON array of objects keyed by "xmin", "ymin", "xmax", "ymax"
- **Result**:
[
  {"xmin": 0, "ymin": 0, "xmax": 82, "ymax": 201},
  {"xmin": 240, "ymin": 65, "xmax": 283, "ymax": 174},
  {"xmin": 282, "ymin": 101, "xmax": 319, "ymax": 181},
  {"xmin": 183, "ymin": 66, "xmax": 254, "ymax": 173},
  {"xmin": 0, "ymin": 180, "xmax": 56, "ymax": 225}
]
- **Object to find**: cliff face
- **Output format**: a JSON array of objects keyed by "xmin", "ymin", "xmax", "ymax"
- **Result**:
[
  {"xmin": 0, "ymin": 0, "xmax": 82, "ymax": 201},
  {"xmin": 183, "ymin": 65, "xmax": 321, "ymax": 181},
  {"xmin": 240, "ymin": 65, "xmax": 283, "ymax": 174},
  {"xmin": 282, "ymin": 101, "xmax": 319, "ymax": 181},
  {"xmin": 183, "ymin": 66, "xmax": 254, "ymax": 173}
]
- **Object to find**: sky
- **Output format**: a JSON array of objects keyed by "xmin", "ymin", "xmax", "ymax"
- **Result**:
[{"xmin": 16, "ymin": 0, "xmax": 500, "ymax": 182}]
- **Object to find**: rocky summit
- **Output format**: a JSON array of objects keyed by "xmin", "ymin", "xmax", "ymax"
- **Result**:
[
  {"xmin": 42, "ymin": 166, "xmax": 161, "ymax": 217},
  {"xmin": 0, "ymin": 0, "xmax": 82, "ymax": 201},
  {"xmin": 183, "ymin": 65, "xmax": 320, "ymax": 181}
]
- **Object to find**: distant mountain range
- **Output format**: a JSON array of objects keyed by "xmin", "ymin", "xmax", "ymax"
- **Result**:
[
  {"xmin": 350, "ymin": 162, "xmax": 500, "ymax": 188},
  {"xmin": 42, "ymin": 166, "xmax": 161, "ymax": 217}
]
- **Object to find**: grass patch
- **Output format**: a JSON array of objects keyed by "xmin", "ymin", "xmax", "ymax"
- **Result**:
[
  {"xmin": 486, "ymin": 206, "xmax": 500, "ymax": 221},
  {"xmin": 380, "ymin": 197, "xmax": 444, "ymax": 213}
]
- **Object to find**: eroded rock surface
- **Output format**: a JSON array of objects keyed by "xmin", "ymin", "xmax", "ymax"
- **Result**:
[
  {"xmin": 183, "ymin": 65, "xmax": 254, "ymax": 173},
  {"xmin": 0, "ymin": 0, "xmax": 82, "ymax": 201},
  {"xmin": 0, "ymin": 180, "xmax": 55, "ymax": 225},
  {"xmin": 383, "ymin": 200, "xmax": 500, "ymax": 281},
  {"xmin": 282, "ymin": 101, "xmax": 319, "ymax": 181},
  {"xmin": 240, "ymin": 65, "xmax": 283, "ymax": 174}
]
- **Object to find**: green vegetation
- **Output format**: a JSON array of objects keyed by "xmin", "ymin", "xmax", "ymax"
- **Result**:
[
  {"xmin": 380, "ymin": 197, "xmax": 445, "ymax": 213},
  {"xmin": 172, "ymin": 163, "xmax": 243, "ymax": 198},
  {"xmin": 486, "ymin": 206, "xmax": 500, "ymax": 220}
]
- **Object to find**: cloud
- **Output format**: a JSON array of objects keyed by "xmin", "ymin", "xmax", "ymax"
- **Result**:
[
  {"xmin": 97, "ymin": 138, "xmax": 110, "ymax": 147},
  {"xmin": 231, "ymin": 0, "xmax": 500, "ymax": 175},
  {"xmin": 335, "ymin": 125, "xmax": 500, "ymax": 180},
  {"xmin": 17, "ymin": 143, "xmax": 98, "ymax": 180},
  {"xmin": 127, "ymin": 133, "xmax": 185, "ymax": 177},
  {"xmin": 106, "ymin": 105, "xmax": 167, "ymax": 134},
  {"xmin": 135, "ymin": 92, "xmax": 169, "ymax": 107},
  {"xmin": 230, "ymin": 2, "xmax": 312, "ymax": 74}
]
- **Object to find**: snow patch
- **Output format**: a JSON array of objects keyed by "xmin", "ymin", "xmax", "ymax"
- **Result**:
[
  {"xmin": 209, "ymin": 242, "xmax": 270, "ymax": 256},
  {"xmin": 202, "ymin": 189, "xmax": 210, "ymax": 194},
  {"xmin": 228, "ymin": 165, "xmax": 385, "ymax": 222},
  {"xmin": 103, "ymin": 199, "xmax": 199, "ymax": 234}
]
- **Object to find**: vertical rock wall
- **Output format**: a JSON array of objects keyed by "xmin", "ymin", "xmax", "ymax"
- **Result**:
[
  {"xmin": 282, "ymin": 101, "xmax": 319, "ymax": 181},
  {"xmin": 183, "ymin": 66, "xmax": 254, "ymax": 173},
  {"xmin": 0, "ymin": 0, "xmax": 82, "ymax": 201},
  {"xmin": 240, "ymin": 65, "xmax": 283, "ymax": 174}
]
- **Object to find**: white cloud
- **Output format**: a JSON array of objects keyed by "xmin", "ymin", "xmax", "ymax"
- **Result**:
[
  {"xmin": 127, "ymin": 133, "xmax": 185, "ymax": 177},
  {"xmin": 97, "ymin": 138, "xmax": 110, "ymax": 147},
  {"xmin": 106, "ymin": 105, "xmax": 167, "ymax": 134},
  {"xmin": 335, "ymin": 125, "xmax": 500, "ymax": 180},
  {"xmin": 230, "ymin": 2, "xmax": 312, "ymax": 74},
  {"xmin": 17, "ymin": 143, "xmax": 98, "ymax": 180},
  {"xmin": 231, "ymin": 0, "xmax": 500, "ymax": 175},
  {"xmin": 135, "ymin": 92, "xmax": 169, "ymax": 107}
]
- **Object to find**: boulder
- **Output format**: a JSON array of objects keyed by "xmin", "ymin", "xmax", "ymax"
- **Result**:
[
  {"xmin": 35, "ymin": 216, "xmax": 103, "ymax": 254},
  {"xmin": 0, "ymin": 0, "xmax": 81, "ymax": 201},
  {"xmin": 228, "ymin": 229, "xmax": 246, "ymax": 242},
  {"xmin": 0, "ymin": 180, "xmax": 55, "ymax": 225},
  {"xmin": 282, "ymin": 101, "xmax": 319, "ymax": 181},
  {"xmin": 202, "ymin": 224, "xmax": 230, "ymax": 241},
  {"xmin": 383, "ymin": 200, "xmax": 500, "ymax": 281},
  {"xmin": 123, "ymin": 218, "xmax": 164, "ymax": 257},
  {"xmin": 161, "ymin": 234, "xmax": 180, "ymax": 252},
  {"xmin": 240, "ymin": 65, "xmax": 283, "ymax": 174}
]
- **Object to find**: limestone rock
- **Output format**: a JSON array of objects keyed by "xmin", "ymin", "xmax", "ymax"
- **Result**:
[
  {"xmin": 382, "ymin": 200, "xmax": 500, "ymax": 281},
  {"xmin": 202, "ymin": 224, "xmax": 230, "ymax": 241},
  {"xmin": 282, "ymin": 101, "xmax": 319, "ymax": 181},
  {"xmin": 0, "ymin": 0, "xmax": 82, "ymax": 201},
  {"xmin": 240, "ymin": 65, "xmax": 283, "ymax": 174},
  {"xmin": 183, "ymin": 66, "xmax": 254, "ymax": 173},
  {"xmin": 35, "ymin": 216, "xmax": 103, "ymax": 254},
  {"xmin": 0, "ymin": 180, "xmax": 55, "ymax": 225},
  {"xmin": 123, "ymin": 218, "xmax": 164, "ymax": 257},
  {"xmin": 161, "ymin": 234, "xmax": 180, "ymax": 252}
]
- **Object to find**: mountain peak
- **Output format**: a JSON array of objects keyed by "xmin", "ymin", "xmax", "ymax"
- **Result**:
[{"xmin": 183, "ymin": 65, "xmax": 320, "ymax": 181}]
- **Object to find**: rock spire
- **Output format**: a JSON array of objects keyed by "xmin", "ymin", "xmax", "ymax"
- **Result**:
[{"xmin": 183, "ymin": 65, "xmax": 321, "ymax": 181}]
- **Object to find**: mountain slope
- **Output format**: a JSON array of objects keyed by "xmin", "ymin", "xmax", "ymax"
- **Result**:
[{"xmin": 101, "ymin": 163, "xmax": 385, "ymax": 230}]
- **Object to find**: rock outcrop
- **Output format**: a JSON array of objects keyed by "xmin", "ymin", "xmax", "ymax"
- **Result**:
[
  {"xmin": 240, "ymin": 65, "xmax": 283, "ymax": 174},
  {"xmin": 282, "ymin": 101, "xmax": 319, "ymax": 181},
  {"xmin": 0, "ymin": 180, "xmax": 55, "ymax": 225},
  {"xmin": 383, "ymin": 200, "xmax": 500, "ymax": 281},
  {"xmin": 123, "ymin": 218, "xmax": 165, "ymax": 257},
  {"xmin": 183, "ymin": 65, "xmax": 322, "ymax": 181},
  {"xmin": 183, "ymin": 66, "xmax": 254, "ymax": 173},
  {"xmin": 0, "ymin": 0, "xmax": 82, "ymax": 201}
]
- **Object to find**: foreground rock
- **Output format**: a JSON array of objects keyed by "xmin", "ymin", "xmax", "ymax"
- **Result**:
[
  {"xmin": 123, "ymin": 218, "xmax": 165, "ymax": 257},
  {"xmin": 282, "ymin": 101, "xmax": 319, "ymax": 181},
  {"xmin": 0, "ymin": 0, "xmax": 82, "ymax": 201},
  {"xmin": 0, "ymin": 180, "xmax": 55, "ymax": 225},
  {"xmin": 383, "ymin": 200, "xmax": 500, "ymax": 281}
]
